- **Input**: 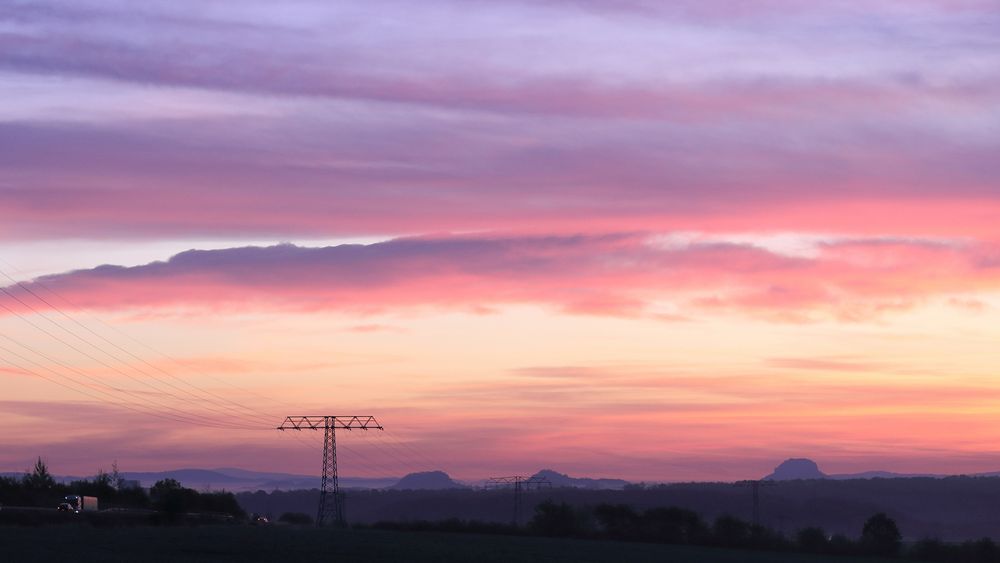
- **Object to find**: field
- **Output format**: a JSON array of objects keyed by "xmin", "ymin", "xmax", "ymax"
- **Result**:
[{"xmin": 0, "ymin": 525, "xmax": 894, "ymax": 563}]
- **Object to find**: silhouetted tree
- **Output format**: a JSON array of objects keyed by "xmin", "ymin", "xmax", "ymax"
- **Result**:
[
  {"xmin": 110, "ymin": 460, "xmax": 126, "ymax": 491},
  {"xmin": 151, "ymin": 478, "xmax": 183, "ymax": 497},
  {"xmin": 747, "ymin": 524, "xmax": 789, "ymax": 551},
  {"xmin": 198, "ymin": 491, "xmax": 246, "ymax": 519},
  {"xmin": 965, "ymin": 537, "xmax": 999, "ymax": 563},
  {"xmin": 594, "ymin": 504, "xmax": 638, "ymax": 540},
  {"xmin": 63, "ymin": 463, "xmax": 148, "ymax": 509},
  {"xmin": 151, "ymin": 478, "xmax": 193, "ymax": 521},
  {"xmin": 115, "ymin": 484, "xmax": 151, "ymax": 509},
  {"xmin": 149, "ymin": 478, "xmax": 244, "ymax": 522},
  {"xmin": 712, "ymin": 515, "xmax": 752, "ymax": 547},
  {"xmin": 641, "ymin": 507, "xmax": 707, "ymax": 544},
  {"xmin": 94, "ymin": 468, "xmax": 111, "ymax": 487},
  {"xmin": 68, "ymin": 472, "xmax": 116, "ymax": 500},
  {"xmin": 861, "ymin": 512, "xmax": 902, "ymax": 556},
  {"xmin": 528, "ymin": 501, "xmax": 590, "ymax": 537},
  {"xmin": 22, "ymin": 457, "xmax": 55, "ymax": 490}
]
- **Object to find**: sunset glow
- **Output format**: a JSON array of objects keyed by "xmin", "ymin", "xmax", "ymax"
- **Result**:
[{"xmin": 2, "ymin": 0, "xmax": 1000, "ymax": 482}]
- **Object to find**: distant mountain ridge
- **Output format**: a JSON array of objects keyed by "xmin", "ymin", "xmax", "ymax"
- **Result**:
[
  {"xmin": 390, "ymin": 470, "xmax": 466, "ymax": 490},
  {"xmin": 0, "ymin": 468, "xmax": 397, "ymax": 491},
  {"xmin": 763, "ymin": 458, "xmax": 826, "ymax": 480},
  {"xmin": 121, "ymin": 468, "xmax": 398, "ymax": 491},
  {"xmin": 9, "ymin": 458, "xmax": 992, "ymax": 493},
  {"xmin": 763, "ymin": 458, "xmax": 954, "ymax": 481},
  {"xmin": 530, "ymin": 469, "xmax": 629, "ymax": 490}
]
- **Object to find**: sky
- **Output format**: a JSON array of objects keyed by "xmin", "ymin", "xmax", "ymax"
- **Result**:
[{"xmin": 2, "ymin": 0, "xmax": 1000, "ymax": 482}]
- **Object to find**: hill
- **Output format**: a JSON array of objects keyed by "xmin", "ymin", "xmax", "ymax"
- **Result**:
[
  {"xmin": 763, "ymin": 458, "xmax": 826, "ymax": 481},
  {"xmin": 390, "ymin": 471, "xmax": 466, "ymax": 490},
  {"xmin": 530, "ymin": 469, "xmax": 629, "ymax": 490},
  {"xmin": 120, "ymin": 468, "xmax": 396, "ymax": 492},
  {"xmin": 763, "ymin": 458, "xmax": 944, "ymax": 481}
]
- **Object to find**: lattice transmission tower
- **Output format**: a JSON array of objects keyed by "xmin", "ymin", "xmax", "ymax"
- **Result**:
[
  {"xmin": 486, "ymin": 475, "xmax": 552, "ymax": 526},
  {"xmin": 277, "ymin": 415, "xmax": 383, "ymax": 527},
  {"xmin": 735, "ymin": 479, "xmax": 775, "ymax": 528}
]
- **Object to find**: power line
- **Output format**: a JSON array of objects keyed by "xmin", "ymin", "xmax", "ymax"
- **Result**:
[
  {"xmin": 0, "ymin": 302, "xmax": 263, "ymax": 426},
  {"xmin": 0, "ymin": 266, "xmax": 297, "ymax": 415},
  {"xmin": 0, "ymin": 262, "xmax": 439, "ymax": 487},
  {"xmin": 0, "ymin": 334, "xmax": 259, "ymax": 430},
  {"xmin": 379, "ymin": 428, "xmax": 442, "ymax": 470},
  {"xmin": 0, "ymin": 348, "xmax": 257, "ymax": 430},
  {"xmin": 0, "ymin": 286, "xmax": 269, "ymax": 427},
  {"xmin": 0, "ymin": 268, "xmax": 286, "ymax": 421}
]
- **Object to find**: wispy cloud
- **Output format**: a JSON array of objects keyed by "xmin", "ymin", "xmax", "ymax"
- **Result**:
[{"xmin": 1, "ymin": 0, "xmax": 999, "ymax": 240}]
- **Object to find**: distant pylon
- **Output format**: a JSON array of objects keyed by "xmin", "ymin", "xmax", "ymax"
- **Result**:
[
  {"xmin": 486, "ymin": 475, "xmax": 552, "ymax": 526},
  {"xmin": 735, "ymin": 479, "xmax": 775, "ymax": 528},
  {"xmin": 277, "ymin": 416, "xmax": 383, "ymax": 526}
]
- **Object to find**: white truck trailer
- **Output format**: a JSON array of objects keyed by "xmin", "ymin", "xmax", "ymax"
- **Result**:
[{"xmin": 57, "ymin": 495, "xmax": 98, "ymax": 513}]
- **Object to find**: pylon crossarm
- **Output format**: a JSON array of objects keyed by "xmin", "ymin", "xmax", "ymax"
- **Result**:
[
  {"xmin": 486, "ymin": 475, "xmax": 552, "ymax": 489},
  {"xmin": 276, "ymin": 415, "xmax": 383, "ymax": 431},
  {"xmin": 486, "ymin": 476, "xmax": 525, "ymax": 488},
  {"xmin": 523, "ymin": 476, "xmax": 552, "ymax": 489}
]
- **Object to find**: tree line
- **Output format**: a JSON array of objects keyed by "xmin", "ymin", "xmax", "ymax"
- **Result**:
[
  {"xmin": 373, "ymin": 500, "xmax": 1000, "ymax": 563},
  {"xmin": 0, "ymin": 457, "xmax": 244, "ymax": 523}
]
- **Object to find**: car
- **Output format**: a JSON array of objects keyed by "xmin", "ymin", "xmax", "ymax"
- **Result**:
[
  {"xmin": 56, "ymin": 502, "xmax": 76, "ymax": 513},
  {"xmin": 251, "ymin": 513, "xmax": 269, "ymax": 525}
]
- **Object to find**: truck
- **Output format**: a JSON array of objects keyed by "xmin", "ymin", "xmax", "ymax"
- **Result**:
[{"xmin": 57, "ymin": 495, "xmax": 98, "ymax": 513}]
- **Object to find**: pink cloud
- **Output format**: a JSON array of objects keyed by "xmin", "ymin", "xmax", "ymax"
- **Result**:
[
  {"xmin": 1, "ymin": 234, "xmax": 997, "ymax": 321},
  {"xmin": 3, "ymin": 102, "xmax": 1000, "ymax": 240}
]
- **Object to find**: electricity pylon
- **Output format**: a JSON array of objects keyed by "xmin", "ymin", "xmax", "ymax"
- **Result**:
[
  {"xmin": 735, "ymin": 479, "xmax": 775, "ymax": 528},
  {"xmin": 277, "ymin": 415, "xmax": 383, "ymax": 527},
  {"xmin": 486, "ymin": 475, "xmax": 552, "ymax": 526}
]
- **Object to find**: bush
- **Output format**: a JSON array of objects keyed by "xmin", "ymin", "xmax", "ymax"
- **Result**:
[
  {"xmin": 594, "ymin": 504, "xmax": 638, "ymax": 540},
  {"xmin": 150, "ymin": 478, "xmax": 245, "ymax": 523},
  {"xmin": 960, "ymin": 538, "xmax": 1000, "ymax": 563},
  {"xmin": 712, "ymin": 515, "xmax": 752, "ymax": 547},
  {"xmin": 860, "ymin": 512, "xmax": 902, "ymax": 556},
  {"xmin": 640, "ymin": 507, "xmax": 707, "ymax": 545},
  {"xmin": 827, "ymin": 533, "xmax": 857, "ymax": 556},
  {"xmin": 528, "ymin": 501, "xmax": 591, "ymax": 537},
  {"xmin": 909, "ymin": 538, "xmax": 947, "ymax": 561},
  {"xmin": 797, "ymin": 527, "xmax": 829, "ymax": 553}
]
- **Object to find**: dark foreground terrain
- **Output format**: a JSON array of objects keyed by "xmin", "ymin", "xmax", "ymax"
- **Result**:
[
  {"xmin": 0, "ymin": 526, "xmax": 893, "ymax": 563},
  {"xmin": 239, "ymin": 476, "xmax": 1000, "ymax": 540}
]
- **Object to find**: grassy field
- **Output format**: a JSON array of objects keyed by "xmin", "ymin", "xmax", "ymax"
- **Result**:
[{"xmin": 0, "ymin": 525, "xmax": 894, "ymax": 563}]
